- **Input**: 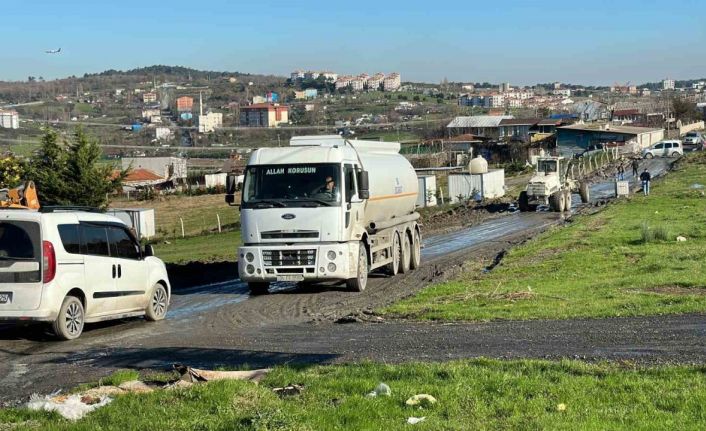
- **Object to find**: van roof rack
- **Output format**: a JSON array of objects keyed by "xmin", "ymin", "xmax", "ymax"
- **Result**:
[{"xmin": 39, "ymin": 206, "xmax": 103, "ymax": 213}]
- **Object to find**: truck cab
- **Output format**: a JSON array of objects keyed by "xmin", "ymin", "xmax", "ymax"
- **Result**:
[{"xmin": 228, "ymin": 136, "xmax": 421, "ymax": 294}]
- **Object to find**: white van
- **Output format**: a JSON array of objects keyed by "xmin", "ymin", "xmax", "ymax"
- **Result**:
[
  {"xmin": 0, "ymin": 208, "xmax": 171, "ymax": 340},
  {"xmin": 642, "ymin": 140, "xmax": 683, "ymax": 158}
]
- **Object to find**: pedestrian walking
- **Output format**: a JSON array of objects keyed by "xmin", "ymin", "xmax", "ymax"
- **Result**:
[
  {"xmin": 632, "ymin": 158, "xmax": 640, "ymax": 177},
  {"xmin": 617, "ymin": 164, "xmax": 625, "ymax": 181},
  {"xmin": 639, "ymin": 168, "xmax": 651, "ymax": 196}
]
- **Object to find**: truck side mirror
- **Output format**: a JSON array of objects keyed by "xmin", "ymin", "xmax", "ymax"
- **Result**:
[
  {"xmin": 225, "ymin": 174, "xmax": 239, "ymax": 206},
  {"xmin": 144, "ymin": 244, "xmax": 155, "ymax": 257},
  {"xmin": 358, "ymin": 171, "xmax": 370, "ymax": 200}
]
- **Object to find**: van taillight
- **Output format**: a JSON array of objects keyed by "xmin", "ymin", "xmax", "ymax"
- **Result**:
[{"xmin": 42, "ymin": 241, "xmax": 56, "ymax": 283}]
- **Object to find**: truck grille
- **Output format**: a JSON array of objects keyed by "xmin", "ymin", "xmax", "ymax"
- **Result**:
[
  {"xmin": 262, "ymin": 249, "xmax": 316, "ymax": 267},
  {"xmin": 527, "ymin": 183, "xmax": 546, "ymax": 196},
  {"xmin": 261, "ymin": 230, "xmax": 319, "ymax": 239}
]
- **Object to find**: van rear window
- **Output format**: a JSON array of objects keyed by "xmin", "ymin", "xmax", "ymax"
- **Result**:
[{"xmin": 0, "ymin": 221, "xmax": 41, "ymax": 283}]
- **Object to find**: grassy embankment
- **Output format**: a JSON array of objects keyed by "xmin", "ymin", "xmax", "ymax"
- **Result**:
[
  {"xmin": 112, "ymin": 194, "xmax": 241, "ymax": 263},
  {"xmin": 2, "ymin": 360, "xmax": 705, "ymax": 430},
  {"xmin": 385, "ymin": 153, "xmax": 706, "ymax": 321}
]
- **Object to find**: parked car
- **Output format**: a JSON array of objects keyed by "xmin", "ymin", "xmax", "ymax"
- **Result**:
[
  {"xmin": 642, "ymin": 140, "xmax": 683, "ymax": 159},
  {"xmin": 683, "ymin": 132, "xmax": 704, "ymax": 151},
  {"xmin": 0, "ymin": 208, "xmax": 171, "ymax": 340}
]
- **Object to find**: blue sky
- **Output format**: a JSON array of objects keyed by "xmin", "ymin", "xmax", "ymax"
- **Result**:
[{"xmin": 2, "ymin": 0, "xmax": 704, "ymax": 85}]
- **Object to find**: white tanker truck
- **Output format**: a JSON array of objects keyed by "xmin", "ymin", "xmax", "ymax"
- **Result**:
[{"xmin": 225, "ymin": 135, "xmax": 421, "ymax": 295}]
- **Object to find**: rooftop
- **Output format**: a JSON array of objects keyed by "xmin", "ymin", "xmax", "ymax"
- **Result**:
[
  {"xmin": 558, "ymin": 123, "xmax": 663, "ymax": 135},
  {"xmin": 499, "ymin": 118, "xmax": 541, "ymax": 126},
  {"xmin": 447, "ymin": 115, "xmax": 514, "ymax": 128}
]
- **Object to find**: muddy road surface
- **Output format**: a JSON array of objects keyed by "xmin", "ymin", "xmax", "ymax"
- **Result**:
[{"xmin": 0, "ymin": 157, "xmax": 688, "ymax": 404}]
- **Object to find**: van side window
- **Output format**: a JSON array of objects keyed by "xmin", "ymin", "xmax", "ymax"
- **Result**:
[
  {"xmin": 108, "ymin": 227, "xmax": 141, "ymax": 260},
  {"xmin": 58, "ymin": 224, "xmax": 82, "ymax": 254},
  {"xmin": 80, "ymin": 225, "xmax": 110, "ymax": 257},
  {"xmin": 654, "ymin": 143, "xmax": 664, "ymax": 149}
]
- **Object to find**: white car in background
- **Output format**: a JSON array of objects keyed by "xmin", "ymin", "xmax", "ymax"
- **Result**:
[
  {"xmin": 642, "ymin": 140, "xmax": 683, "ymax": 159},
  {"xmin": 0, "ymin": 208, "xmax": 171, "ymax": 340}
]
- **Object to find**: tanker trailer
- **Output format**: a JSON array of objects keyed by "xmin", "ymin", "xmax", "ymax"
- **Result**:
[{"xmin": 225, "ymin": 135, "xmax": 421, "ymax": 294}]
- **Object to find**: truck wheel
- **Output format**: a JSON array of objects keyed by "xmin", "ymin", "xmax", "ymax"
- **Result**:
[
  {"xmin": 563, "ymin": 190, "xmax": 572, "ymax": 212},
  {"xmin": 386, "ymin": 231, "xmax": 401, "ymax": 276},
  {"xmin": 347, "ymin": 242, "xmax": 368, "ymax": 292},
  {"xmin": 518, "ymin": 191, "xmax": 530, "ymax": 212},
  {"xmin": 410, "ymin": 229, "xmax": 422, "ymax": 270},
  {"xmin": 399, "ymin": 232, "xmax": 411, "ymax": 274},
  {"xmin": 550, "ymin": 191, "xmax": 564, "ymax": 212},
  {"xmin": 579, "ymin": 182, "xmax": 590, "ymax": 203},
  {"xmin": 248, "ymin": 282, "xmax": 269, "ymax": 295},
  {"xmin": 52, "ymin": 296, "xmax": 84, "ymax": 341}
]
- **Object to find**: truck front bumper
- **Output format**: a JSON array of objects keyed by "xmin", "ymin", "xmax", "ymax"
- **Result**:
[{"xmin": 238, "ymin": 243, "xmax": 357, "ymax": 282}]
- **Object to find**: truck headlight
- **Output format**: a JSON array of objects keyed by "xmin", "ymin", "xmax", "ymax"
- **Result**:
[
  {"xmin": 246, "ymin": 264, "xmax": 255, "ymax": 274},
  {"xmin": 327, "ymin": 250, "xmax": 337, "ymax": 261},
  {"xmin": 245, "ymin": 252, "xmax": 254, "ymax": 262},
  {"xmin": 327, "ymin": 263, "xmax": 337, "ymax": 272}
]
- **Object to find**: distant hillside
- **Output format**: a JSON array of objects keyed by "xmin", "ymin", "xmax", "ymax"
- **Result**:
[{"xmin": 638, "ymin": 78, "xmax": 706, "ymax": 90}]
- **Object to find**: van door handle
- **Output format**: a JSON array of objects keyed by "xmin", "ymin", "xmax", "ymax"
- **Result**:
[
  {"xmin": 112, "ymin": 264, "xmax": 116, "ymax": 279},
  {"xmin": 118, "ymin": 264, "xmax": 122, "ymax": 278}
]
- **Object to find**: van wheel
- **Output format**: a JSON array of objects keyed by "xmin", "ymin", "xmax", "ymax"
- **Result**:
[
  {"xmin": 248, "ymin": 282, "xmax": 270, "ymax": 295},
  {"xmin": 410, "ymin": 229, "xmax": 422, "ymax": 270},
  {"xmin": 145, "ymin": 283, "xmax": 168, "ymax": 321},
  {"xmin": 644, "ymin": 153, "xmax": 654, "ymax": 159},
  {"xmin": 386, "ymin": 232, "xmax": 401, "ymax": 275},
  {"xmin": 53, "ymin": 296, "xmax": 84, "ymax": 340},
  {"xmin": 671, "ymin": 152, "xmax": 680, "ymax": 158},
  {"xmin": 347, "ymin": 242, "xmax": 369, "ymax": 292},
  {"xmin": 399, "ymin": 232, "xmax": 411, "ymax": 274}
]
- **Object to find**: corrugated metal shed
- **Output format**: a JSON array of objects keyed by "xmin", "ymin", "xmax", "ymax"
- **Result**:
[{"xmin": 447, "ymin": 115, "xmax": 514, "ymax": 128}]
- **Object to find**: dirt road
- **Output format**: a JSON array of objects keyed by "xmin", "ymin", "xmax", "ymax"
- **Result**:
[{"xmin": 0, "ymin": 158, "xmax": 689, "ymax": 405}]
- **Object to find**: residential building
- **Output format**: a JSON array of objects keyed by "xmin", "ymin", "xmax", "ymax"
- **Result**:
[
  {"xmin": 198, "ymin": 112, "xmax": 223, "ymax": 133},
  {"xmin": 351, "ymin": 78, "xmax": 366, "ymax": 92},
  {"xmin": 143, "ymin": 92, "xmax": 157, "ymax": 103},
  {"xmin": 498, "ymin": 118, "xmax": 541, "ymax": 143},
  {"xmin": 499, "ymin": 83, "xmax": 511, "ymax": 92},
  {"xmin": 367, "ymin": 73, "xmax": 385, "ymax": 91},
  {"xmin": 0, "ymin": 110, "xmax": 19, "ymax": 129},
  {"xmin": 641, "ymin": 88, "xmax": 651, "ymax": 97},
  {"xmin": 176, "ymin": 96, "xmax": 194, "ymax": 112},
  {"xmin": 142, "ymin": 108, "xmax": 161, "ymax": 122},
  {"xmin": 252, "ymin": 95, "xmax": 267, "ymax": 104},
  {"xmin": 266, "ymin": 91, "xmax": 279, "ymax": 103},
  {"xmin": 304, "ymin": 88, "xmax": 318, "ymax": 99},
  {"xmin": 121, "ymin": 157, "xmax": 187, "ymax": 183},
  {"xmin": 155, "ymin": 127, "xmax": 173, "ymax": 141},
  {"xmin": 322, "ymin": 72, "xmax": 338, "ymax": 82},
  {"xmin": 446, "ymin": 115, "xmax": 514, "ymax": 140},
  {"xmin": 294, "ymin": 90, "xmax": 306, "ymax": 100},
  {"xmin": 663, "ymin": 79, "xmax": 675, "ymax": 90},
  {"xmin": 239, "ymin": 103, "xmax": 289, "ymax": 127},
  {"xmin": 552, "ymin": 89, "xmax": 571, "ymax": 97},
  {"xmin": 557, "ymin": 123, "xmax": 664, "ymax": 153},
  {"xmin": 335, "ymin": 76, "xmax": 352, "ymax": 90},
  {"xmin": 487, "ymin": 94, "xmax": 504, "ymax": 108},
  {"xmin": 462, "ymin": 84, "xmax": 475, "ymax": 91},
  {"xmin": 304, "ymin": 71, "xmax": 321, "ymax": 80},
  {"xmin": 507, "ymin": 99, "xmax": 523, "ymax": 108},
  {"xmin": 612, "ymin": 109, "xmax": 644, "ymax": 124},
  {"xmin": 291, "ymin": 70, "xmax": 305, "ymax": 80},
  {"xmin": 383, "ymin": 73, "xmax": 401, "ymax": 91}
]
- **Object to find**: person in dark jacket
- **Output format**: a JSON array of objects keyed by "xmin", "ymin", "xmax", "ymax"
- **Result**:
[
  {"xmin": 632, "ymin": 158, "xmax": 640, "ymax": 177},
  {"xmin": 639, "ymin": 169, "xmax": 651, "ymax": 196}
]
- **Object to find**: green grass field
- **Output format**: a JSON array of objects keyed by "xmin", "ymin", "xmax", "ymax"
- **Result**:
[
  {"xmin": 2, "ymin": 360, "xmax": 705, "ymax": 430},
  {"xmin": 152, "ymin": 230, "xmax": 240, "ymax": 263},
  {"xmin": 385, "ymin": 153, "xmax": 706, "ymax": 322}
]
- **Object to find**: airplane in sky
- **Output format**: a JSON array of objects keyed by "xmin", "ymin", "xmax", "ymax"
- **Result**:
[{"xmin": 45, "ymin": 48, "xmax": 61, "ymax": 54}]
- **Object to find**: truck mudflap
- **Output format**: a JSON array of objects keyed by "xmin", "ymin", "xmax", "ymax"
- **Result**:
[{"xmin": 238, "ymin": 243, "xmax": 356, "ymax": 283}]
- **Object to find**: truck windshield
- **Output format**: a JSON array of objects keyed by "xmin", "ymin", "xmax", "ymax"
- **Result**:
[
  {"xmin": 537, "ymin": 160, "xmax": 558, "ymax": 173},
  {"xmin": 242, "ymin": 164, "xmax": 341, "ymax": 207}
]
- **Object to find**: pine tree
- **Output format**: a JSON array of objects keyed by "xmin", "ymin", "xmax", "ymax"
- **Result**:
[{"xmin": 29, "ymin": 127, "xmax": 128, "ymax": 208}]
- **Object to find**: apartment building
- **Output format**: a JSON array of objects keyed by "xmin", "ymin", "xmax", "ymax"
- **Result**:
[
  {"xmin": 143, "ymin": 92, "xmax": 157, "ymax": 103},
  {"xmin": 239, "ymin": 103, "xmax": 289, "ymax": 127},
  {"xmin": 291, "ymin": 70, "xmax": 305, "ymax": 80},
  {"xmin": 321, "ymin": 71, "xmax": 338, "ymax": 82},
  {"xmin": 383, "ymin": 73, "xmax": 401, "ymax": 91},
  {"xmin": 335, "ymin": 76, "xmax": 353, "ymax": 90},
  {"xmin": 663, "ymin": 79, "xmax": 675, "ymax": 90},
  {"xmin": 304, "ymin": 71, "xmax": 321, "ymax": 80},
  {"xmin": 198, "ymin": 112, "xmax": 223, "ymax": 133}
]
